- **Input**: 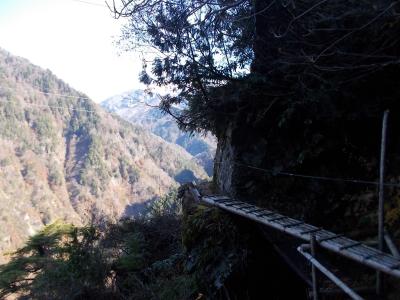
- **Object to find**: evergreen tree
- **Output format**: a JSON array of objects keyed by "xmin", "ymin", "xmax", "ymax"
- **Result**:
[{"xmin": 111, "ymin": 0, "xmax": 400, "ymax": 132}]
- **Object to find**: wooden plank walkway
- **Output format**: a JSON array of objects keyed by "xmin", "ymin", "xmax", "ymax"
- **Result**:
[{"xmin": 200, "ymin": 194, "xmax": 400, "ymax": 279}]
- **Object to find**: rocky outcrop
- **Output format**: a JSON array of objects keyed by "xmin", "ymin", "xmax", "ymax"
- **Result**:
[{"xmin": 214, "ymin": 122, "xmax": 235, "ymax": 195}]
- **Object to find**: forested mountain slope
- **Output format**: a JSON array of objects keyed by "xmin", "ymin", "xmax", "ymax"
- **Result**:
[
  {"xmin": 0, "ymin": 48, "xmax": 207, "ymax": 261},
  {"xmin": 101, "ymin": 90, "xmax": 216, "ymax": 176}
]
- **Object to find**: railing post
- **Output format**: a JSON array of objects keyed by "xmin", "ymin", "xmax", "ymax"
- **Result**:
[
  {"xmin": 377, "ymin": 110, "xmax": 389, "ymax": 297},
  {"xmin": 311, "ymin": 234, "xmax": 319, "ymax": 300}
]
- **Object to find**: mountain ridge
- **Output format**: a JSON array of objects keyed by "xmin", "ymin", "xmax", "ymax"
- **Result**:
[
  {"xmin": 101, "ymin": 90, "xmax": 216, "ymax": 176},
  {"xmin": 0, "ymin": 48, "xmax": 207, "ymax": 261}
]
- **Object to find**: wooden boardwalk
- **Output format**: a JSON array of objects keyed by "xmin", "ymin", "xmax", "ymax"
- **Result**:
[{"xmin": 199, "ymin": 194, "xmax": 400, "ymax": 279}]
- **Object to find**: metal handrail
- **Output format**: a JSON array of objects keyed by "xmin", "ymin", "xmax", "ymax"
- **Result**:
[{"xmin": 298, "ymin": 244, "xmax": 364, "ymax": 300}]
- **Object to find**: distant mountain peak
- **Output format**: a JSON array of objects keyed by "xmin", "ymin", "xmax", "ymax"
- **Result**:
[
  {"xmin": 101, "ymin": 90, "xmax": 216, "ymax": 176},
  {"xmin": 0, "ymin": 50, "xmax": 208, "ymax": 261},
  {"xmin": 102, "ymin": 89, "xmax": 160, "ymax": 112}
]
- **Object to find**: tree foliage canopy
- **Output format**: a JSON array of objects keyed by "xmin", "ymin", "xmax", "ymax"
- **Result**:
[
  {"xmin": 0, "ymin": 221, "xmax": 109, "ymax": 299},
  {"xmin": 112, "ymin": 0, "xmax": 255, "ymax": 131},
  {"xmin": 111, "ymin": 0, "xmax": 400, "ymax": 132}
]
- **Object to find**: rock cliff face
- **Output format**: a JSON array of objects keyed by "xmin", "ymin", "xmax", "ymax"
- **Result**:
[
  {"xmin": 212, "ymin": 79, "xmax": 400, "ymax": 236},
  {"xmin": 0, "ymin": 48, "xmax": 207, "ymax": 261},
  {"xmin": 209, "ymin": 0, "xmax": 400, "ymax": 239},
  {"xmin": 214, "ymin": 123, "xmax": 235, "ymax": 194},
  {"xmin": 214, "ymin": 117, "xmax": 270, "ymax": 206}
]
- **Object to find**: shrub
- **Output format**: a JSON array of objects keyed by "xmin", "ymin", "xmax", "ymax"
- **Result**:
[
  {"xmin": 20, "ymin": 163, "xmax": 35, "ymax": 184},
  {"xmin": 79, "ymin": 136, "xmax": 110, "ymax": 196},
  {"xmin": 182, "ymin": 206, "xmax": 248, "ymax": 296},
  {"xmin": 0, "ymin": 158, "xmax": 11, "ymax": 167},
  {"xmin": 147, "ymin": 189, "xmax": 180, "ymax": 218},
  {"xmin": 33, "ymin": 116, "xmax": 54, "ymax": 138},
  {"xmin": 48, "ymin": 165, "xmax": 63, "ymax": 187},
  {"xmin": 118, "ymin": 157, "xmax": 140, "ymax": 184},
  {"xmin": 0, "ymin": 191, "xmax": 204, "ymax": 300},
  {"xmin": 0, "ymin": 221, "xmax": 112, "ymax": 300}
]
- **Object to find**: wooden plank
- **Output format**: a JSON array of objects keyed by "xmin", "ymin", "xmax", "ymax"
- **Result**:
[
  {"xmin": 318, "ymin": 234, "xmax": 344, "ymax": 243},
  {"xmin": 201, "ymin": 194, "xmax": 400, "ymax": 279},
  {"xmin": 340, "ymin": 242, "xmax": 362, "ymax": 250},
  {"xmin": 246, "ymin": 208, "xmax": 265, "ymax": 214},
  {"xmin": 284, "ymin": 221, "xmax": 304, "ymax": 228}
]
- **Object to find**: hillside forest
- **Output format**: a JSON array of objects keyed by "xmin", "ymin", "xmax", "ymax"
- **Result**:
[{"xmin": 0, "ymin": 48, "xmax": 208, "ymax": 262}]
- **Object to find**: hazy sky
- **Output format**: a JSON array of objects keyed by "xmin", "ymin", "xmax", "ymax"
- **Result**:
[{"xmin": 0, "ymin": 0, "xmax": 143, "ymax": 102}]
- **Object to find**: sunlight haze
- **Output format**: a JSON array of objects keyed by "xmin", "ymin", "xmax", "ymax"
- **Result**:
[{"xmin": 0, "ymin": 0, "xmax": 142, "ymax": 101}]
